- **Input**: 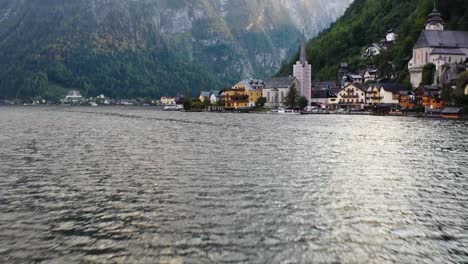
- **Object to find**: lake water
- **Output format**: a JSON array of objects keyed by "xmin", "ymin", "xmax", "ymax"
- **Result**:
[{"xmin": 0, "ymin": 106, "xmax": 467, "ymax": 263}]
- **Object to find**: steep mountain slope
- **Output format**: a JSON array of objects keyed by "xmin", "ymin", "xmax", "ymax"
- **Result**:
[
  {"xmin": 277, "ymin": 0, "xmax": 468, "ymax": 83},
  {"xmin": 0, "ymin": 0, "xmax": 352, "ymax": 100}
]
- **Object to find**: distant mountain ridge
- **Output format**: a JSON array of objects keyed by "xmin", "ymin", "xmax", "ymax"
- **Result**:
[{"xmin": 0, "ymin": 0, "xmax": 352, "ymax": 100}]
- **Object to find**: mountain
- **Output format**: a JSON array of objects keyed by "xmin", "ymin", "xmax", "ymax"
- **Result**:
[
  {"xmin": 277, "ymin": 0, "xmax": 468, "ymax": 84},
  {"xmin": 0, "ymin": 0, "xmax": 352, "ymax": 100}
]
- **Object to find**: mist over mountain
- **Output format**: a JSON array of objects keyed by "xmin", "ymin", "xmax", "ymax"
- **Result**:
[{"xmin": 0, "ymin": 0, "xmax": 352, "ymax": 99}]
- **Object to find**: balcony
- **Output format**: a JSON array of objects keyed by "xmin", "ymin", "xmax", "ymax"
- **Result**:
[
  {"xmin": 227, "ymin": 94, "xmax": 249, "ymax": 102},
  {"xmin": 341, "ymin": 94, "xmax": 359, "ymax": 99}
]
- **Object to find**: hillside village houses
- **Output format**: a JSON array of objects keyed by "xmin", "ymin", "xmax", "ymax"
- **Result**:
[{"xmin": 192, "ymin": 3, "xmax": 466, "ymax": 113}]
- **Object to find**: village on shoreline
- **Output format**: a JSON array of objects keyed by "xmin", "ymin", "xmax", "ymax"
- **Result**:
[{"xmin": 2, "ymin": 6, "xmax": 467, "ymax": 120}]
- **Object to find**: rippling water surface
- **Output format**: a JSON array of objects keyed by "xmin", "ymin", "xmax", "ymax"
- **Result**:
[{"xmin": 0, "ymin": 106, "xmax": 467, "ymax": 263}]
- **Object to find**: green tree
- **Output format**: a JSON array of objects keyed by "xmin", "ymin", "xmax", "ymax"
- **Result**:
[
  {"xmin": 284, "ymin": 86, "xmax": 299, "ymax": 108},
  {"xmin": 454, "ymin": 71, "xmax": 468, "ymax": 106},
  {"xmin": 255, "ymin": 97, "xmax": 267, "ymax": 108},
  {"xmin": 203, "ymin": 97, "xmax": 212, "ymax": 107},
  {"xmin": 421, "ymin": 63, "xmax": 436, "ymax": 85},
  {"xmin": 296, "ymin": 96, "xmax": 309, "ymax": 109},
  {"xmin": 183, "ymin": 99, "xmax": 192, "ymax": 110}
]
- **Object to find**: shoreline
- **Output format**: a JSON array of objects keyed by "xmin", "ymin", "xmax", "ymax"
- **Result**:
[{"xmin": 2, "ymin": 105, "xmax": 466, "ymax": 120}]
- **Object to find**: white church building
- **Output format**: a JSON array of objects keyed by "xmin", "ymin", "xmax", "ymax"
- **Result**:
[
  {"xmin": 408, "ymin": 2, "xmax": 468, "ymax": 87},
  {"xmin": 293, "ymin": 34, "xmax": 312, "ymax": 104}
]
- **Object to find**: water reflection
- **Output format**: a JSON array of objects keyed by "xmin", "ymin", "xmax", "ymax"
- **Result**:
[{"xmin": 0, "ymin": 107, "xmax": 467, "ymax": 263}]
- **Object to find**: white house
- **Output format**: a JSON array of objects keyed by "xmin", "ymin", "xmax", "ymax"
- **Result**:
[
  {"xmin": 65, "ymin": 90, "xmax": 83, "ymax": 103},
  {"xmin": 210, "ymin": 90, "xmax": 222, "ymax": 104},
  {"xmin": 263, "ymin": 76, "xmax": 299, "ymax": 108},
  {"xmin": 377, "ymin": 83, "xmax": 408, "ymax": 104},
  {"xmin": 363, "ymin": 69, "xmax": 380, "ymax": 83},
  {"xmin": 161, "ymin": 97, "xmax": 176, "ymax": 105},
  {"xmin": 337, "ymin": 83, "xmax": 367, "ymax": 110}
]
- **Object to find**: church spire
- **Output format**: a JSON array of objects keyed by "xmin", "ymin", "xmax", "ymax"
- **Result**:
[
  {"xmin": 425, "ymin": 0, "xmax": 444, "ymax": 30},
  {"xmin": 300, "ymin": 30, "xmax": 307, "ymax": 66}
]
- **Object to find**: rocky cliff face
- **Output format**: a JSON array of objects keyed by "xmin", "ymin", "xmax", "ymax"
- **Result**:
[{"xmin": 0, "ymin": 0, "xmax": 352, "ymax": 99}]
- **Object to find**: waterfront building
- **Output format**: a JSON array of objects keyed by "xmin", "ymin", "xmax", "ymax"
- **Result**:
[
  {"xmin": 337, "ymin": 83, "xmax": 367, "ymax": 110},
  {"xmin": 160, "ymin": 97, "xmax": 176, "ymax": 105},
  {"xmin": 210, "ymin": 90, "xmax": 222, "ymax": 104},
  {"xmin": 365, "ymin": 85, "xmax": 382, "ymax": 105},
  {"xmin": 414, "ymin": 85, "xmax": 445, "ymax": 109},
  {"xmin": 310, "ymin": 90, "xmax": 329, "ymax": 109},
  {"xmin": 442, "ymin": 107, "xmax": 463, "ymax": 119},
  {"xmin": 65, "ymin": 90, "xmax": 83, "ymax": 103},
  {"xmin": 408, "ymin": 2, "xmax": 468, "ymax": 87},
  {"xmin": 293, "ymin": 34, "xmax": 312, "ymax": 103},
  {"xmin": 398, "ymin": 91, "xmax": 416, "ymax": 109},
  {"xmin": 263, "ymin": 77, "xmax": 299, "ymax": 108},
  {"xmin": 224, "ymin": 79, "xmax": 264, "ymax": 109},
  {"xmin": 199, "ymin": 91, "xmax": 211, "ymax": 102},
  {"xmin": 377, "ymin": 83, "xmax": 408, "ymax": 105}
]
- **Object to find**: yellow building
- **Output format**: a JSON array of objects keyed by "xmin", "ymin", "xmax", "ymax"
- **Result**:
[
  {"xmin": 224, "ymin": 79, "xmax": 264, "ymax": 109},
  {"xmin": 366, "ymin": 85, "xmax": 382, "ymax": 105}
]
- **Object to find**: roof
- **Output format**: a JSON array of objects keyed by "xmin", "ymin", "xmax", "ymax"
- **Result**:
[
  {"xmin": 311, "ymin": 90, "xmax": 329, "ymax": 99},
  {"xmin": 312, "ymin": 81, "xmax": 338, "ymax": 90},
  {"xmin": 415, "ymin": 30, "xmax": 468, "ymax": 48},
  {"xmin": 200, "ymin": 91, "xmax": 211, "ymax": 97},
  {"xmin": 442, "ymin": 107, "xmax": 463, "ymax": 114},
  {"xmin": 430, "ymin": 48, "xmax": 466, "ymax": 55},
  {"xmin": 425, "ymin": 7, "xmax": 444, "ymax": 26},
  {"xmin": 377, "ymin": 83, "xmax": 408, "ymax": 93},
  {"xmin": 265, "ymin": 77, "xmax": 297, "ymax": 89},
  {"xmin": 235, "ymin": 79, "xmax": 264, "ymax": 91},
  {"xmin": 419, "ymin": 85, "xmax": 442, "ymax": 97},
  {"xmin": 344, "ymin": 83, "xmax": 367, "ymax": 92},
  {"xmin": 349, "ymin": 74, "xmax": 362, "ymax": 79}
]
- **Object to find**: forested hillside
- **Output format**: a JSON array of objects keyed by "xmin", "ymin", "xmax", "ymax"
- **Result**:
[
  {"xmin": 277, "ymin": 0, "xmax": 468, "ymax": 83},
  {"xmin": 0, "ymin": 0, "xmax": 352, "ymax": 101}
]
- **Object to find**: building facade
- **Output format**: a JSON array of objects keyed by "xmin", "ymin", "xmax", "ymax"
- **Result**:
[
  {"xmin": 337, "ymin": 83, "xmax": 367, "ymax": 110},
  {"xmin": 378, "ymin": 83, "xmax": 408, "ymax": 105},
  {"xmin": 415, "ymin": 85, "xmax": 445, "ymax": 109},
  {"xmin": 224, "ymin": 79, "xmax": 264, "ymax": 109},
  {"xmin": 263, "ymin": 77, "xmax": 299, "ymax": 108}
]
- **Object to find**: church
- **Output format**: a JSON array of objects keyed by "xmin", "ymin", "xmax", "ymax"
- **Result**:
[
  {"xmin": 293, "ymin": 34, "xmax": 312, "ymax": 103},
  {"xmin": 408, "ymin": 2, "xmax": 468, "ymax": 88}
]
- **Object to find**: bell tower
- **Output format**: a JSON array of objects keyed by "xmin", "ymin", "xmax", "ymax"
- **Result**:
[{"xmin": 425, "ymin": 0, "xmax": 444, "ymax": 31}]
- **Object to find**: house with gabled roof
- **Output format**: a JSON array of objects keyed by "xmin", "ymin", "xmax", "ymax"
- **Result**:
[
  {"xmin": 337, "ymin": 83, "xmax": 367, "ymax": 110},
  {"xmin": 415, "ymin": 85, "xmax": 445, "ymax": 109},
  {"xmin": 376, "ymin": 83, "xmax": 409, "ymax": 105},
  {"xmin": 263, "ymin": 76, "xmax": 299, "ymax": 108}
]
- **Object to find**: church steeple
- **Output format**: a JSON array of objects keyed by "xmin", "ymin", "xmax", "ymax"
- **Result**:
[
  {"xmin": 425, "ymin": 0, "xmax": 444, "ymax": 30},
  {"xmin": 300, "ymin": 31, "xmax": 307, "ymax": 66}
]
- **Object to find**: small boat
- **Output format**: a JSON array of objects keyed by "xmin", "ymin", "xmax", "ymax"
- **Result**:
[
  {"xmin": 269, "ymin": 108, "xmax": 300, "ymax": 115},
  {"xmin": 163, "ymin": 105, "xmax": 180, "ymax": 111},
  {"xmin": 90, "ymin": 102, "xmax": 98, "ymax": 107}
]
